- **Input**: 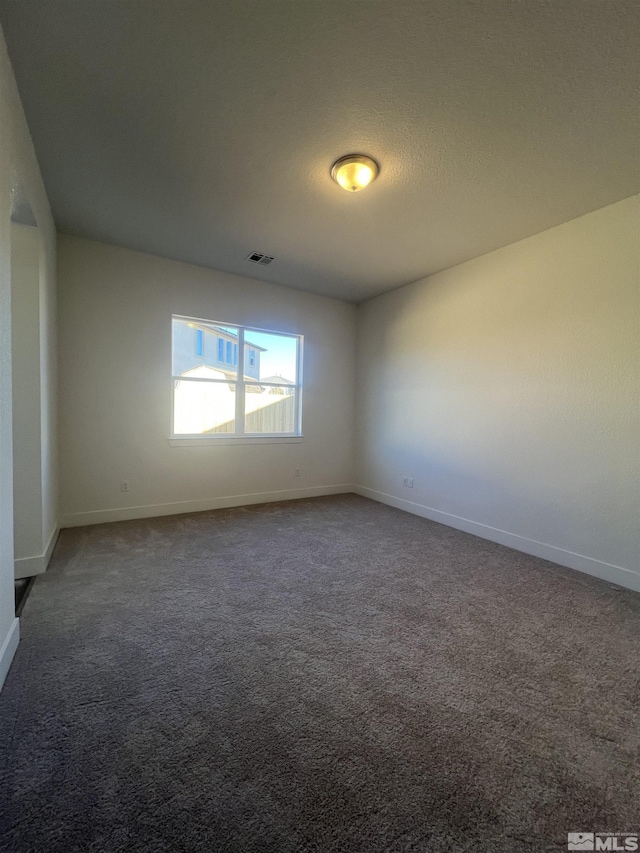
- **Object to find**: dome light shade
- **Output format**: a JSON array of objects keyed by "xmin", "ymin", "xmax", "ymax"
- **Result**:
[{"xmin": 331, "ymin": 154, "xmax": 379, "ymax": 192}]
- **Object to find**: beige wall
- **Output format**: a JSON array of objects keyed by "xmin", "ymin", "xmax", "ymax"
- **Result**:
[
  {"xmin": 356, "ymin": 196, "xmax": 640, "ymax": 591},
  {"xmin": 57, "ymin": 235, "xmax": 356, "ymax": 525},
  {"xmin": 11, "ymin": 223, "xmax": 42, "ymax": 562},
  {"xmin": 10, "ymin": 221, "xmax": 58, "ymax": 579},
  {"xmin": 0, "ymin": 25, "xmax": 57, "ymax": 688}
]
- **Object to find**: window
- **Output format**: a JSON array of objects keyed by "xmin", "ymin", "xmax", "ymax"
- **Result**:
[{"xmin": 171, "ymin": 316, "xmax": 302, "ymax": 439}]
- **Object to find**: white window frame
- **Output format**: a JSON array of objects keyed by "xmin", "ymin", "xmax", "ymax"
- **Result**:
[{"xmin": 170, "ymin": 315, "xmax": 303, "ymax": 445}]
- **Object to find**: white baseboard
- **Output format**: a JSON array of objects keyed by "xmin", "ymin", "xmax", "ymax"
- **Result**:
[
  {"xmin": 60, "ymin": 484, "xmax": 354, "ymax": 528},
  {"xmin": 14, "ymin": 526, "xmax": 60, "ymax": 579},
  {"xmin": 354, "ymin": 485, "xmax": 640, "ymax": 593},
  {"xmin": 0, "ymin": 618, "xmax": 20, "ymax": 692}
]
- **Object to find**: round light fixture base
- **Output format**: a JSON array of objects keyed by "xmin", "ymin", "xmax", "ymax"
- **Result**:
[{"xmin": 331, "ymin": 154, "xmax": 379, "ymax": 193}]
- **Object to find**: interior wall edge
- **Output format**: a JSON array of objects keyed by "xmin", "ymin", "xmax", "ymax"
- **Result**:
[
  {"xmin": 0, "ymin": 23, "xmax": 58, "ymax": 682},
  {"xmin": 0, "ymin": 618, "xmax": 19, "ymax": 692},
  {"xmin": 13, "ymin": 525, "xmax": 60, "ymax": 579}
]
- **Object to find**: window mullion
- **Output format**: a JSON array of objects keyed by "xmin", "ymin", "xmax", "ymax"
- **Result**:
[
  {"xmin": 236, "ymin": 328, "xmax": 245, "ymax": 434},
  {"xmin": 295, "ymin": 337, "xmax": 302, "ymax": 435}
]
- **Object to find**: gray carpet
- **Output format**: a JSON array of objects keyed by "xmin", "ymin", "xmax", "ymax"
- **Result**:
[{"xmin": 1, "ymin": 494, "xmax": 638, "ymax": 853}]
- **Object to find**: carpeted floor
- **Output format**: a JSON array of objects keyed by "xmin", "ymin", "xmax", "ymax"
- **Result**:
[{"xmin": 1, "ymin": 494, "xmax": 638, "ymax": 853}]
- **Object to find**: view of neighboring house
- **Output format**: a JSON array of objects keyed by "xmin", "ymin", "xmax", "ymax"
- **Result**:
[
  {"xmin": 172, "ymin": 319, "xmax": 265, "ymax": 380},
  {"xmin": 171, "ymin": 317, "xmax": 298, "ymax": 435},
  {"xmin": 260, "ymin": 375, "xmax": 295, "ymax": 394}
]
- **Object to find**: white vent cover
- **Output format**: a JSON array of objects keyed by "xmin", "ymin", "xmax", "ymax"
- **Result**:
[{"xmin": 246, "ymin": 252, "xmax": 275, "ymax": 265}]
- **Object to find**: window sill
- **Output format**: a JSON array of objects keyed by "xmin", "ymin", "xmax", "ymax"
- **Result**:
[{"xmin": 168, "ymin": 436, "xmax": 303, "ymax": 447}]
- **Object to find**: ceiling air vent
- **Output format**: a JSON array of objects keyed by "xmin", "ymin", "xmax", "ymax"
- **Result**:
[{"xmin": 246, "ymin": 252, "xmax": 275, "ymax": 265}]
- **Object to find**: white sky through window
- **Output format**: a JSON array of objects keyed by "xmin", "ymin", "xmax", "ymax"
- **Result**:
[{"xmin": 246, "ymin": 331, "xmax": 297, "ymax": 381}]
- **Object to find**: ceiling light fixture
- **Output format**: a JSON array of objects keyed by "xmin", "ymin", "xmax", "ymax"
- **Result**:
[{"xmin": 330, "ymin": 154, "xmax": 379, "ymax": 193}]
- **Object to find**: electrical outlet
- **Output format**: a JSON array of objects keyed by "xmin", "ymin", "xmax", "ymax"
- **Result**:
[
  {"xmin": 407, "ymin": 478, "xmax": 414, "ymax": 488},
  {"xmin": 121, "ymin": 481, "xmax": 129, "ymax": 492},
  {"xmin": 402, "ymin": 476, "xmax": 408, "ymax": 486},
  {"xmin": 295, "ymin": 467, "xmax": 301, "ymax": 477}
]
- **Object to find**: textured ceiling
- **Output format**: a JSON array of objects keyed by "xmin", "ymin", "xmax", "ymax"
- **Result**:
[{"xmin": 1, "ymin": 1, "xmax": 638, "ymax": 302}]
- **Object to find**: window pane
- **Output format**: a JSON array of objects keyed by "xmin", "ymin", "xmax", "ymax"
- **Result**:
[
  {"xmin": 244, "ymin": 384, "xmax": 297, "ymax": 434},
  {"xmin": 172, "ymin": 318, "xmax": 237, "ymax": 378},
  {"xmin": 242, "ymin": 330, "xmax": 297, "ymax": 385},
  {"xmin": 174, "ymin": 379, "xmax": 236, "ymax": 434},
  {"xmin": 172, "ymin": 317, "xmax": 301, "ymax": 438}
]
